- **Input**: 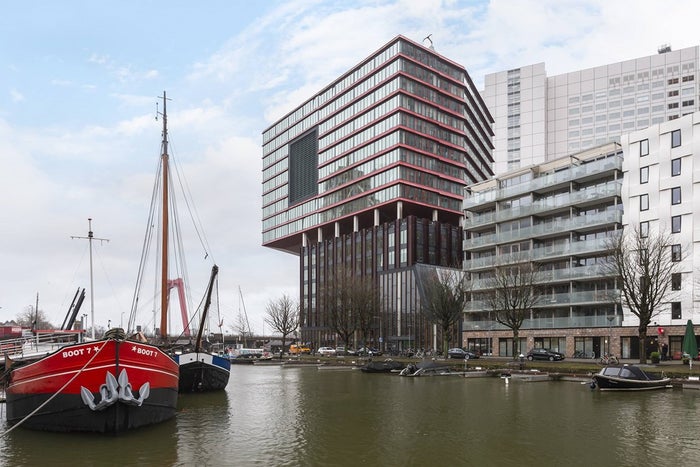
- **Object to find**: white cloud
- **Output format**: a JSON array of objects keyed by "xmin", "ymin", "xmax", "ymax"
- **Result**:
[{"xmin": 10, "ymin": 89, "xmax": 24, "ymax": 102}]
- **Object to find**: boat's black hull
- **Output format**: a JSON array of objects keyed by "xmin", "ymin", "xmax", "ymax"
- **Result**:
[
  {"xmin": 177, "ymin": 352, "xmax": 231, "ymax": 392},
  {"xmin": 360, "ymin": 361, "xmax": 404, "ymax": 373},
  {"xmin": 592, "ymin": 374, "xmax": 671, "ymax": 391},
  {"xmin": 6, "ymin": 388, "xmax": 177, "ymax": 433}
]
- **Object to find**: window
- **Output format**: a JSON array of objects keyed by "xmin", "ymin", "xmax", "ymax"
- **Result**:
[
  {"xmin": 672, "ymin": 244, "xmax": 681, "ymax": 262},
  {"xmin": 640, "ymin": 194, "xmax": 649, "ymax": 211},
  {"xmin": 672, "ymin": 129, "xmax": 681, "ymax": 147},
  {"xmin": 672, "ymin": 215, "xmax": 681, "ymax": 233},
  {"xmin": 672, "ymin": 187, "xmax": 681, "ymax": 205},
  {"xmin": 672, "ymin": 158, "xmax": 681, "ymax": 176},
  {"xmin": 640, "ymin": 139, "xmax": 649, "ymax": 156},
  {"xmin": 672, "ymin": 273, "xmax": 682, "ymax": 291},
  {"xmin": 640, "ymin": 221, "xmax": 649, "ymax": 238},
  {"xmin": 640, "ymin": 166, "xmax": 649, "ymax": 184},
  {"xmin": 672, "ymin": 302, "xmax": 682, "ymax": 320}
]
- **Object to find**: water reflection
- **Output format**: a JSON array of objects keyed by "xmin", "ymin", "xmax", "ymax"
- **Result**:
[{"xmin": 1, "ymin": 365, "xmax": 699, "ymax": 466}]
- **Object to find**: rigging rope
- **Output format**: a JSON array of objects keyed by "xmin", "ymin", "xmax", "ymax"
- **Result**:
[{"xmin": 0, "ymin": 338, "xmax": 110, "ymax": 437}]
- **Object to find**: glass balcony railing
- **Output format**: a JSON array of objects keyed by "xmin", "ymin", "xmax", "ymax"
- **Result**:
[
  {"xmin": 463, "ymin": 155, "xmax": 623, "ymax": 210},
  {"xmin": 464, "ymin": 290, "xmax": 618, "ymax": 312},
  {"xmin": 463, "ymin": 212, "xmax": 622, "ymax": 270},
  {"xmin": 469, "ymin": 263, "xmax": 613, "ymax": 291},
  {"xmin": 462, "ymin": 314, "xmax": 622, "ymax": 331},
  {"xmin": 464, "ymin": 181, "xmax": 621, "ymax": 228}
]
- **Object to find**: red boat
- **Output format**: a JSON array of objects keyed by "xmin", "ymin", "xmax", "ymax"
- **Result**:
[
  {"xmin": 5, "ymin": 335, "xmax": 178, "ymax": 432},
  {"xmin": 3, "ymin": 92, "xmax": 191, "ymax": 433}
]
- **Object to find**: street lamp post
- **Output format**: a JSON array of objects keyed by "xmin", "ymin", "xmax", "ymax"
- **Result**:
[
  {"xmin": 607, "ymin": 315, "xmax": 615, "ymax": 357},
  {"xmin": 82, "ymin": 313, "xmax": 87, "ymax": 342}
]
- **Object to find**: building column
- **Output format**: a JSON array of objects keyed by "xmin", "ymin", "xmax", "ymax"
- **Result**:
[
  {"xmin": 374, "ymin": 208, "xmax": 380, "ymax": 227},
  {"xmin": 317, "ymin": 227, "xmax": 323, "ymax": 243},
  {"xmin": 353, "ymin": 215, "xmax": 359, "ymax": 232},
  {"xmin": 432, "ymin": 209, "xmax": 438, "ymax": 222},
  {"xmin": 335, "ymin": 221, "xmax": 340, "ymax": 238},
  {"xmin": 396, "ymin": 201, "xmax": 403, "ymax": 219}
]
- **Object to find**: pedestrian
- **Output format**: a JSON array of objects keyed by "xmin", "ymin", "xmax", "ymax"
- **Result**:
[{"xmin": 661, "ymin": 343, "xmax": 668, "ymax": 361}]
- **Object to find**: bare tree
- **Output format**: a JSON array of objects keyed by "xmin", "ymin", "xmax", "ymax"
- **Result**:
[
  {"xmin": 485, "ymin": 263, "xmax": 540, "ymax": 359},
  {"xmin": 16, "ymin": 305, "xmax": 55, "ymax": 331},
  {"xmin": 264, "ymin": 294, "xmax": 299, "ymax": 359},
  {"xmin": 605, "ymin": 227, "xmax": 678, "ymax": 364},
  {"xmin": 228, "ymin": 315, "xmax": 247, "ymax": 346},
  {"xmin": 320, "ymin": 268, "xmax": 380, "ymax": 351},
  {"xmin": 422, "ymin": 268, "xmax": 466, "ymax": 358},
  {"xmin": 321, "ymin": 270, "xmax": 358, "ymax": 351},
  {"xmin": 351, "ymin": 275, "xmax": 380, "ymax": 349}
]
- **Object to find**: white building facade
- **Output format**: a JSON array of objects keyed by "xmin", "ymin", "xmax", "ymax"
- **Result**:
[
  {"xmin": 483, "ymin": 46, "xmax": 700, "ymax": 175},
  {"xmin": 621, "ymin": 112, "xmax": 700, "ymax": 358},
  {"xmin": 461, "ymin": 113, "xmax": 700, "ymax": 360}
]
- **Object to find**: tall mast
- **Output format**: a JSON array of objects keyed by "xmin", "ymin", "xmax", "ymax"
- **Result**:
[
  {"xmin": 71, "ymin": 218, "xmax": 109, "ymax": 339},
  {"xmin": 160, "ymin": 91, "xmax": 170, "ymax": 341}
]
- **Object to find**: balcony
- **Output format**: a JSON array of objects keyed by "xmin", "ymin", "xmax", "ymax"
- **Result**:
[
  {"xmin": 469, "ymin": 263, "xmax": 613, "ymax": 291},
  {"xmin": 463, "ymin": 181, "xmax": 621, "ymax": 229},
  {"xmin": 463, "ymin": 155, "xmax": 623, "ymax": 210},
  {"xmin": 462, "ymin": 313, "xmax": 622, "ymax": 331},
  {"xmin": 464, "ymin": 290, "xmax": 618, "ymax": 312}
]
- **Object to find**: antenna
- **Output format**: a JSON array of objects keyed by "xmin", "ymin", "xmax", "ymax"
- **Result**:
[
  {"xmin": 423, "ymin": 34, "xmax": 434, "ymax": 50},
  {"xmin": 71, "ymin": 218, "xmax": 109, "ymax": 339}
]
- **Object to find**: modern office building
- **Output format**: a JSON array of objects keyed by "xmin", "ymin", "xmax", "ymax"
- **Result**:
[
  {"xmin": 483, "ymin": 45, "xmax": 699, "ymax": 174},
  {"xmin": 462, "ymin": 143, "xmax": 625, "ymax": 358},
  {"xmin": 262, "ymin": 35, "xmax": 494, "ymax": 351}
]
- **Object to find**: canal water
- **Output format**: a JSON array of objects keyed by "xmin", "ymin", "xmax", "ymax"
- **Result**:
[{"xmin": 1, "ymin": 363, "xmax": 700, "ymax": 466}]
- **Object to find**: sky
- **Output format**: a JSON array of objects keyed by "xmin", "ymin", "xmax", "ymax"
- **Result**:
[{"xmin": 1, "ymin": 0, "xmax": 699, "ymax": 337}]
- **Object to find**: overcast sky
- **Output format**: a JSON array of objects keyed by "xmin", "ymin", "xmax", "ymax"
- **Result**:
[{"xmin": 1, "ymin": 0, "xmax": 699, "ymax": 336}]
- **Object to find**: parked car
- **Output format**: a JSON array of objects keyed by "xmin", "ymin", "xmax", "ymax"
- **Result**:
[
  {"xmin": 447, "ymin": 348, "xmax": 479, "ymax": 359},
  {"xmin": 357, "ymin": 347, "xmax": 382, "ymax": 356},
  {"xmin": 289, "ymin": 344, "xmax": 311, "ymax": 355},
  {"xmin": 526, "ymin": 348, "xmax": 565, "ymax": 361},
  {"xmin": 318, "ymin": 346, "xmax": 336, "ymax": 356},
  {"xmin": 335, "ymin": 346, "xmax": 347, "ymax": 356}
]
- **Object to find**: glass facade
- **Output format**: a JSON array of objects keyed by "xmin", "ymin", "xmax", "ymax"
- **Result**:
[{"xmin": 262, "ymin": 35, "xmax": 494, "ymax": 349}]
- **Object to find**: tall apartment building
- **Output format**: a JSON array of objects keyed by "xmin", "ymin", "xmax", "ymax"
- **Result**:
[
  {"xmin": 262, "ymin": 36, "xmax": 493, "ymax": 351},
  {"xmin": 463, "ymin": 112, "xmax": 700, "ymax": 359},
  {"xmin": 483, "ymin": 46, "xmax": 699, "ymax": 174},
  {"xmin": 462, "ymin": 143, "xmax": 626, "ymax": 358}
]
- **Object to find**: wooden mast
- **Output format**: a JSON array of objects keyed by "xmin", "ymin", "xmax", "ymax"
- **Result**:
[
  {"xmin": 195, "ymin": 265, "xmax": 219, "ymax": 352},
  {"xmin": 160, "ymin": 91, "xmax": 169, "ymax": 341}
]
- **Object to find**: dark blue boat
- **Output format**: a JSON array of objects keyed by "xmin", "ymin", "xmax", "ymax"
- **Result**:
[
  {"xmin": 176, "ymin": 265, "xmax": 231, "ymax": 392},
  {"xmin": 591, "ymin": 364, "xmax": 671, "ymax": 391}
]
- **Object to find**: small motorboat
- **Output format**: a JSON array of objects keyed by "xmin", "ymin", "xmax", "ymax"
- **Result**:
[
  {"xmin": 591, "ymin": 364, "xmax": 672, "ymax": 391},
  {"xmin": 399, "ymin": 360, "xmax": 455, "ymax": 377},
  {"xmin": 360, "ymin": 360, "xmax": 404, "ymax": 373}
]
